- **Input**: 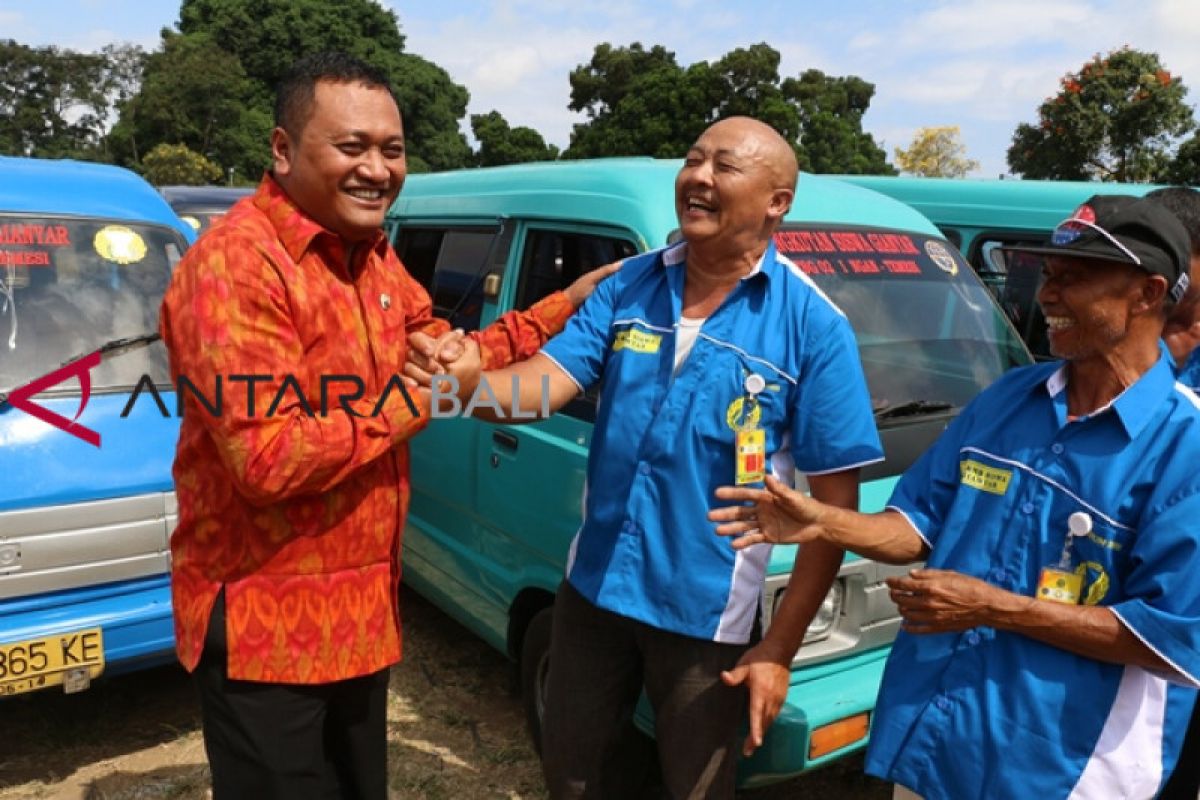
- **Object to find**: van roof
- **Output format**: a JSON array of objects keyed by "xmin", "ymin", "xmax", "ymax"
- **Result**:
[
  {"xmin": 833, "ymin": 175, "xmax": 1162, "ymax": 232},
  {"xmin": 389, "ymin": 158, "xmax": 940, "ymax": 248},
  {"xmin": 0, "ymin": 156, "xmax": 194, "ymax": 240}
]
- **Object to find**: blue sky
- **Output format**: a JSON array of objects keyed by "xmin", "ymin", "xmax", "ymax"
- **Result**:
[{"xmin": 5, "ymin": 0, "xmax": 1200, "ymax": 177}]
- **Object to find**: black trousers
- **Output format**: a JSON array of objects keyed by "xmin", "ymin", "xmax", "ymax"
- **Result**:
[
  {"xmin": 194, "ymin": 591, "xmax": 390, "ymax": 800},
  {"xmin": 541, "ymin": 581, "xmax": 750, "ymax": 800},
  {"xmin": 1160, "ymin": 697, "xmax": 1200, "ymax": 799}
]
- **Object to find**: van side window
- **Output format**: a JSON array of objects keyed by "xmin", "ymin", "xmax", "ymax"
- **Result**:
[
  {"xmin": 517, "ymin": 229, "xmax": 637, "ymax": 422},
  {"xmin": 394, "ymin": 227, "xmax": 506, "ymax": 330},
  {"xmin": 516, "ymin": 229, "xmax": 637, "ymax": 309}
]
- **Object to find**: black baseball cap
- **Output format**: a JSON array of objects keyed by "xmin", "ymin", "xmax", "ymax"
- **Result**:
[{"xmin": 1002, "ymin": 194, "xmax": 1192, "ymax": 303}]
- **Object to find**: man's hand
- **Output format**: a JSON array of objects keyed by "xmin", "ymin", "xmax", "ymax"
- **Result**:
[
  {"xmin": 405, "ymin": 330, "xmax": 482, "ymax": 402},
  {"xmin": 710, "ymin": 475, "xmax": 826, "ymax": 549},
  {"xmin": 720, "ymin": 639, "xmax": 792, "ymax": 756},
  {"xmin": 564, "ymin": 261, "xmax": 621, "ymax": 309},
  {"xmin": 887, "ymin": 568, "xmax": 1018, "ymax": 634}
]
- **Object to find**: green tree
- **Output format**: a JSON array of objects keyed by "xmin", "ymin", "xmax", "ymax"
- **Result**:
[
  {"xmin": 1167, "ymin": 133, "xmax": 1200, "ymax": 184},
  {"xmin": 0, "ymin": 40, "xmax": 109, "ymax": 158},
  {"xmin": 894, "ymin": 126, "xmax": 980, "ymax": 177},
  {"xmin": 1007, "ymin": 47, "xmax": 1195, "ymax": 182},
  {"xmin": 563, "ymin": 42, "xmax": 893, "ymax": 174},
  {"xmin": 141, "ymin": 142, "xmax": 224, "ymax": 185},
  {"xmin": 108, "ymin": 32, "xmax": 269, "ymax": 179},
  {"xmin": 783, "ymin": 69, "xmax": 894, "ymax": 174},
  {"xmin": 166, "ymin": 0, "xmax": 471, "ymax": 173},
  {"xmin": 471, "ymin": 111, "xmax": 559, "ymax": 166}
]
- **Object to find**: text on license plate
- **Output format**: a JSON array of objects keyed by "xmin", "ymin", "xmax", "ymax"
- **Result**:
[{"xmin": 0, "ymin": 628, "xmax": 104, "ymax": 696}]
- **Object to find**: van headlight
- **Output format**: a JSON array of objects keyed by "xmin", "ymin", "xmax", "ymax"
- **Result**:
[
  {"xmin": 801, "ymin": 581, "xmax": 844, "ymax": 643},
  {"xmin": 768, "ymin": 579, "xmax": 844, "ymax": 644}
]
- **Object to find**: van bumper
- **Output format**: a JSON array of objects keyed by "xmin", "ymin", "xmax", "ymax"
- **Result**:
[
  {"xmin": 735, "ymin": 647, "xmax": 888, "ymax": 788},
  {"xmin": 633, "ymin": 645, "xmax": 889, "ymax": 789},
  {"xmin": 0, "ymin": 574, "xmax": 176, "ymax": 690}
]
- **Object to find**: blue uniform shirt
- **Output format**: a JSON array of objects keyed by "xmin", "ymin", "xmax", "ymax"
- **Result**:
[
  {"xmin": 868, "ymin": 353, "xmax": 1200, "ymax": 799},
  {"xmin": 541, "ymin": 242, "xmax": 882, "ymax": 643}
]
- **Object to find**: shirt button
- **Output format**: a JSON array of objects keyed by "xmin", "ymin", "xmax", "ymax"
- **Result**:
[
  {"xmin": 638, "ymin": 462, "xmax": 651, "ymax": 476},
  {"xmin": 1051, "ymin": 443, "xmax": 1064, "ymax": 455},
  {"xmin": 1021, "ymin": 502, "xmax": 1035, "ymax": 514},
  {"xmin": 989, "ymin": 568, "xmax": 1007, "ymax": 583},
  {"xmin": 966, "ymin": 631, "xmax": 982, "ymax": 646},
  {"xmin": 935, "ymin": 696, "xmax": 952, "ymax": 712}
]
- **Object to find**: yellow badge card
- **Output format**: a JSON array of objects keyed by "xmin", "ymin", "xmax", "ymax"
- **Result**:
[
  {"xmin": 735, "ymin": 427, "xmax": 766, "ymax": 486},
  {"xmin": 960, "ymin": 459, "xmax": 1012, "ymax": 495},
  {"xmin": 1037, "ymin": 566, "xmax": 1082, "ymax": 605},
  {"xmin": 613, "ymin": 329, "xmax": 662, "ymax": 354}
]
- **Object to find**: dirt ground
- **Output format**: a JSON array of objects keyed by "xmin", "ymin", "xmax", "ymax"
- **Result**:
[{"xmin": 0, "ymin": 587, "xmax": 890, "ymax": 800}]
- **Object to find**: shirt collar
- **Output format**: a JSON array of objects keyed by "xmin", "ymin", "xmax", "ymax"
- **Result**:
[
  {"xmin": 1042, "ymin": 345, "xmax": 1179, "ymax": 438},
  {"xmin": 661, "ymin": 239, "xmax": 777, "ymax": 281},
  {"xmin": 252, "ymin": 173, "xmax": 388, "ymax": 264}
]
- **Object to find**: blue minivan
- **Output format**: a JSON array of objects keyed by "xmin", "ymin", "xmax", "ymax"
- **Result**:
[
  {"xmin": 386, "ymin": 158, "xmax": 1031, "ymax": 787},
  {"xmin": 0, "ymin": 157, "xmax": 194, "ymax": 697}
]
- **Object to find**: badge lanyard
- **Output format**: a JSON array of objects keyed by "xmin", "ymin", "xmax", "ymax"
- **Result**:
[
  {"xmin": 735, "ymin": 373, "xmax": 767, "ymax": 485},
  {"xmin": 1036, "ymin": 511, "xmax": 1092, "ymax": 605}
]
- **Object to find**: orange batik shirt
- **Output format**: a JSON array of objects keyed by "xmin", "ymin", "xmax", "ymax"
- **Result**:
[{"xmin": 160, "ymin": 175, "xmax": 573, "ymax": 683}]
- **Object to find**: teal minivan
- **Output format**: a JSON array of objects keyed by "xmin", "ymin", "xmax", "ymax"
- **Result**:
[
  {"xmin": 385, "ymin": 159, "xmax": 1030, "ymax": 787},
  {"xmin": 835, "ymin": 176, "xmax": 1162, "ymax": 358}
]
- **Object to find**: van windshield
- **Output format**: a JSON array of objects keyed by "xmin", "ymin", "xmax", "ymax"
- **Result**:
[
  {"xmin": 774, "ymin": 226, "xmax": 1028, "ymax": 414},
  {"xmin": 0, "ymin": 215, "xmax": 184, "ymax": 393}
]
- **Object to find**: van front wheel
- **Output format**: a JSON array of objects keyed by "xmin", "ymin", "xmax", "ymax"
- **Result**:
[{"xmin": 520, "ymin": 606, "xmax": 554, "ymax": 754}]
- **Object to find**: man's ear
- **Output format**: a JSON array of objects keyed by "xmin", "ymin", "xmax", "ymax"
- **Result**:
[
  {"xmin": 767, "ymin": 188, "xmax": 794, "ymax": 222},
  {"xmin": 271, "ymin": 127, "xmax": 294, "ymax": 177},
  {"xmin": 1133, "ymin": 274, "xmax": 1169, "ymax": 315}
]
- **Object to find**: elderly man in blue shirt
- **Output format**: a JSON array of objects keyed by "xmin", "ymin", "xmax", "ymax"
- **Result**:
[
  {"xmin": 713, "ymin": 194, "xmax": 1200, "ymax": 800},
  {"xmin": 407, "ymin": 116, "xmax": 881, "ymax": 798}
]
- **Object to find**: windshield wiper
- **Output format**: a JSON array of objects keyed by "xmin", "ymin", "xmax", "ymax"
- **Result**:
[
  {"xmin": 874, "ymin": 399, "xmax": 954, "ymax": 420},
  {"xmin": 59, "ymin": 332, "xmax": 161, "ymax": 369},
  {"xmin": 0, "ymin": 332, "xmax": 160, "ymax": 402}
]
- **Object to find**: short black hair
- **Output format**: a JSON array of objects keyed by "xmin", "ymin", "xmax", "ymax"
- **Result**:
[
  {"xmin": 1147, "ymin": 186, "xmax": 1200, "ymax": 256},
  {"xmin": 275, "ymin": 52, "xmax": 397, "ymax": 136}
]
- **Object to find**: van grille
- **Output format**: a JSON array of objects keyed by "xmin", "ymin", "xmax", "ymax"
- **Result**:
[
  {"xmin": 0, "ymin": 492, "xmax": 175, "ymax": 600},
  {"xmin": 763, "ymin": 558, "xmax": 912, "ymax": 668}
]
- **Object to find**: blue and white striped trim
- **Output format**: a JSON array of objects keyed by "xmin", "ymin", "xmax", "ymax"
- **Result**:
[
  {"xmin": 777, "ymin": 253, "xmax": 847, "ymax": 319},
  {"xmin": 695, "ymin": 331, "xmax": 797, "ymax": 385},
  {"xmin": 1111, "ymin": 607, "xmax": 1200, "ymax": 688},
  {"xmin": 611, "ymin": 317, "xmax": 675, "ymax": 334},
  {"xmin": 960, "ymin": 446, "xmax": 1132, "ymax": 532},
  {"xmin": 540, "ymin": 350, "xmax": 585, "ymax": 394},
  {"xmin": 885, "ymin": 505, "xmax": 934, "ymax": 550}
]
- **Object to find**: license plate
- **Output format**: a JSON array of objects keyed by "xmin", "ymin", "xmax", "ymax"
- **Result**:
[{"xmin": 0, "ymin": 628, "xmax": 104, "ymax": 696}]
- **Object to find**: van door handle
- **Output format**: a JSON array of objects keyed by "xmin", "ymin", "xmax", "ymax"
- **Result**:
[{"xmin": 492, "ymin": 430, "xmax": 519, "ymax": 452}]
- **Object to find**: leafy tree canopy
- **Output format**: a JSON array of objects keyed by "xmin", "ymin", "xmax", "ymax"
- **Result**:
[
  {"xmin": 894, "ymin": 125, "xmax": 979, "ymax": 177},
  {"xmin": 141, "ymin": 142, "xmax": 224, "ymax": 185},
  {"xmin": 1007, "ymin": 47, "xmax": 1195, "ymax": 182},
  {"xmin": 109, "ymin": 0, "xmax": 472, "ymax": 178},
  {"xmin": 471, "ymin": 111, "xmax": 559, "ymax": 166},
  {"xmin": 564, "ymin": 42, "xmax": 894, "ymax": 174},
  {"xmin": 0, "ymin": 40, "xmax": 110, "ymax": 159}
]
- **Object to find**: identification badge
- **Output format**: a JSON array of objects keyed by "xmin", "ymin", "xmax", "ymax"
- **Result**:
[
  {"xmin": 1037, "ymin": 566, "xmax": 1082, "ymax": 605},
  {"xmin": 735, "ymin": 427, "xmax": 766, "ymax": 485}
]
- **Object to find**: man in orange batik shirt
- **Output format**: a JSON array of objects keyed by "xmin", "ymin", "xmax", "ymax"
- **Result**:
[{"xmin": 159, "ymin": 52, "xmax": 614, "ymax": 799}]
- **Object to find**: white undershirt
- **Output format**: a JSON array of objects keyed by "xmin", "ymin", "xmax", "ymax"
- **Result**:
[{"xmin": 673, "ymin": 316, "xmax": 706, "ymax": 377}]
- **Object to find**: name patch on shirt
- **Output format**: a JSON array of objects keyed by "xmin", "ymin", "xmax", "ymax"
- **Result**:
[
  {"xmin": 960, "ymin": 459, "xmax": 1012, "ymax": 495},
  {"xmin": 613, "ymin": 329, "xmax": 662, "ymax": 354}
]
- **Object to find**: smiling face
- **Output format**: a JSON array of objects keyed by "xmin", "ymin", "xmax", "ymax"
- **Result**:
[
  {"xmin": 674, "ymin": 118, "xmax": 795, "ymax": 257},
  {"xmin": 1037, "ymin": 255, "xmax": 1148, "ymax": 361},
  {"xmin": 271, "ymin": 80, "xmax": 406, "ymax": 243}
]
